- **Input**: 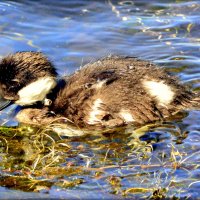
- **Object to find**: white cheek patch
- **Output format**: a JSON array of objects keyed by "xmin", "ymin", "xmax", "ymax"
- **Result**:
[
  {"xmin": 143, "ymin": 80, "xmax": 175, "ymax": 106},
  {"xmin": 119, "ymin": 110, "xmax": 135, "ymax": 123},
  {"xmin": 87, "ymin": 98, "xmax": 105, "ymax": 125},
  {"xmin": 16, "ymin": 77, "xmax": 56, "ymax": 106}
]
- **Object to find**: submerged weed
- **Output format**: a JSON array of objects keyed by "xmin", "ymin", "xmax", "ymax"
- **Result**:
[{"xmin": 0, "ymin": 120, "xmax": 199, "ymax": 199}]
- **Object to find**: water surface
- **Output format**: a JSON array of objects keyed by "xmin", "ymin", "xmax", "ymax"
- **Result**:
[{"xmin": 0, "ymin": 0, "xmax": 200, "ymax": 199}]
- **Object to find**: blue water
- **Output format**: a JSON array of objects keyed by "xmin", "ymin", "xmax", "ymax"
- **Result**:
[{"xmin": 0, "ymin": 0, "xmax": 200, "ymax": 199}]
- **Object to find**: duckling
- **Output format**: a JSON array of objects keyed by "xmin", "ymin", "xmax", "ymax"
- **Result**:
[{"xmin": 0, "ymin": 51, "xmax": 199, "ymax": 129}]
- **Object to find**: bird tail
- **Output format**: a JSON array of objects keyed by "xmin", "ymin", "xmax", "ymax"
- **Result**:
[{"xmin": 190, "ymin": 92, "xmax": 200, "ymax": 110}]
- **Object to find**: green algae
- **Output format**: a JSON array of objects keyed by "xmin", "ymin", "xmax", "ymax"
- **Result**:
[{"xmin": 0, "ymin": 109, "xmax": 198, "ymax": 199}]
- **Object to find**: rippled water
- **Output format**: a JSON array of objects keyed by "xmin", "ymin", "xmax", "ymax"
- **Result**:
[{"xmin": 0, "ymin": 0, "xmax": 200, "ymax": 199}]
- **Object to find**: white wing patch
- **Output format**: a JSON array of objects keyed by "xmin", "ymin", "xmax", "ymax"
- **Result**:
[
  {"xmin": 92, "ymin": 80, "xmax": 106, "ymax": 89},
  {"xmin": 87, "ymin": 98, "xmax": 105, "ymax": 125},
  {"xmin": 143, "ymin": 80, "xmax": 175, "ymax": 106},
  {"xmin": 16, "ymin": 77, "xmax": 56, "ymax": 106},
  {"xmin": 119, "ymin": 110, "xmax": 135, "ymax": 123}
]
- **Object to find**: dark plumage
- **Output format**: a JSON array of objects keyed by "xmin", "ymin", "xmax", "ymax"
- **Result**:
[
  {"xmin": 0, "ymin": 52, "xmax": 57, "ymax": 101},
  {"xmin": 0, "ymin": 52, "xmax": 199, "ymax": 129}
]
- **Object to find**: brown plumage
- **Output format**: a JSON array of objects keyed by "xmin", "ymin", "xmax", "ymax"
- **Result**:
[
  {"xmin": 50, "ymin": 56, "xmax": 199, "ymax": 127},
  {"xmin": 0, "ymin": 52, "xmax": 199, "ymax": 129}
]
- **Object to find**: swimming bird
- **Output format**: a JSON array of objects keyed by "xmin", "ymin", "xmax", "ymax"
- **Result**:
[{"xmin": 0, "ymin": 51, "xmax": 199, "ymax": 129}]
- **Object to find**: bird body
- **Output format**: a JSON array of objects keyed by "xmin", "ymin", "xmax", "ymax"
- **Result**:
[{"xmin": 0, "ymin": 52, "xmax": 199, "ymax": 129}]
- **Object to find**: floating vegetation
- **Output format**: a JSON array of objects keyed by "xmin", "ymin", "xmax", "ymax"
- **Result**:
[{"xmin": 0, "ymin": 114, "xmax": 199, "ymax": 199}]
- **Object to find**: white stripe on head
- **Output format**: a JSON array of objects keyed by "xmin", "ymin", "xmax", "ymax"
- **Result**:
[
  {"xmin": 16, "ymin": 77, "xmax": 56, "ymax": 106},
  {"xmin": 143, "ymin": 80, "xmax": 175, "ymax": 106}
]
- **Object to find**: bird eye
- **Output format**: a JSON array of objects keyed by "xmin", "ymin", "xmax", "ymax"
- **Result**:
[{"xmin": 9, "ymin": 85, "xmax": 16, "ymax": 89}]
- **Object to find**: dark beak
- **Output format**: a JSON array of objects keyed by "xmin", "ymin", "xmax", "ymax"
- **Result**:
[{"xmin": 0, "ymin": 97, "xmax": 12, "ymax": 111}]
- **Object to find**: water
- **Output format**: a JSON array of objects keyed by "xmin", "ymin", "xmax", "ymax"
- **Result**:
[{"xmin": 0, "ymin": 0, "xmax": 200, "ymax": 199}]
